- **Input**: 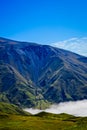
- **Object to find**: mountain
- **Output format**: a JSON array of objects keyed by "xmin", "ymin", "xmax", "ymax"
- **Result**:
[{"xmin": 0, "ymin": 37, "xmax": 87, "ymax": 108}]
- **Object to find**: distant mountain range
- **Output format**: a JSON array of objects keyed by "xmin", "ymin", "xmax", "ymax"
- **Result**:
[{"xmin": 0, "ymin": 37, "xmax": 87, "ymax": 108}]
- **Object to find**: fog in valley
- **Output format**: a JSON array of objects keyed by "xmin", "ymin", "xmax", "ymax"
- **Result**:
[{"xmin": 24, "ymin": 100, "xmax": 87, "ymax": 117}]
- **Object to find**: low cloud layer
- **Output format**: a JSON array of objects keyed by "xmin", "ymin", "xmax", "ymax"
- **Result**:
[
  {"xmin": 24, "ymin": 100, "xmax": 87, "ymax": 117},
  {"xmin": 51, "ymin": 37, "xmax": 87, "ymax": 57}
]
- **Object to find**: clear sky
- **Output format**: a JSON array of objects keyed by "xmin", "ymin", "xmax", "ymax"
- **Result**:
[{"xmin": 0, "ymin": 0, "xmax": 87, "ymax": 44}]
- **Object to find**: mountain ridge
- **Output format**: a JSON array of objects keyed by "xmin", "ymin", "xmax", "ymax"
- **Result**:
[{"xmin": 0, "ymin": 37, "xmax": 87, "ymax": 108}]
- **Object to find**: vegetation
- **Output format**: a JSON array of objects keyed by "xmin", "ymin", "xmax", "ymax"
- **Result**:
[
  {"xmin": 0, "ymin": 111, "xmax": 87, "ymax": 130},
  {"xmin": 0, "ymin": 102, "xmax": 29, "ymax": 115},
  {"xmin": 0, "ymin": 102, "xmax": 87, "ymax": 130}
]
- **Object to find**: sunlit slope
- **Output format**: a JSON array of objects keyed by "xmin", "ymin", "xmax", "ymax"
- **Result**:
[
  {"xmin": 0, "ymin": 111, "xmax": 87, "ymax": 130},
  {"xmin": 0, "ymin": 37, "xmax": 87, "ymax": 108},
  {"xmin": 0, "ymin": 102, "xmax": 29, "ymax": 115}
]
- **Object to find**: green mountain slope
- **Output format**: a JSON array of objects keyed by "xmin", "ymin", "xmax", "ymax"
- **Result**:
[
  {"xmin": 0, "ymin": 63, "xmax": 36, "ymax": 107},
  {"xmin": 0, "ymin": 102, "xmax": 29, "ymax": 115},
  {"xmin": 0, "ymin": 37, "xmax": 87, "ymax": 108}
]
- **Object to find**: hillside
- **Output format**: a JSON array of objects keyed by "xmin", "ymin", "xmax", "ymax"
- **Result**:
[
  {"xmin": 0, "ymin": 111, "xmax": 87, "ymax": 130},
  {"xmin": 0, "ymin": 102, "xmax": 29, "ymax": 115},
  {"xmin": 0, "ymin": 101, "xmax": 87, "ymax": 130},
  {"xmin": 0, "ymin": 37, "xmax": 87, "ymax": 108}
]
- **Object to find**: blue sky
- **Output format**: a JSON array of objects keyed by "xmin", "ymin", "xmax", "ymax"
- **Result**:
[{"xmin": 0, "ymin": 0, "xmax": 87, "ymax": 44}]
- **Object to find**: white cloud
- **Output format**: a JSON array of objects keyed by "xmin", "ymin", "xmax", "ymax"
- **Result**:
[
  {"xmin": 24, "ymin": 100, "xmax": 87, "ymax": 117},
  {"xmin": 51, "ymin": 37, "xmax": 87, "ymax": 56},
  {"xmin": 24, "ymin": 108, "xmax": 43, "ymax": 115}
]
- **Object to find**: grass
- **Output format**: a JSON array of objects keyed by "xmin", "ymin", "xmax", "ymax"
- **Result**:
[
  {"xmin": 0, "ymin": 102, "xmax": 29, "ymax": 115},
  {"xmin": 0, "ymin": 102, "xmax": 87, "ymax": 130},
  {"xmin": 0, "ymin": 112, "xmax": 87, "ymax": 130}
]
